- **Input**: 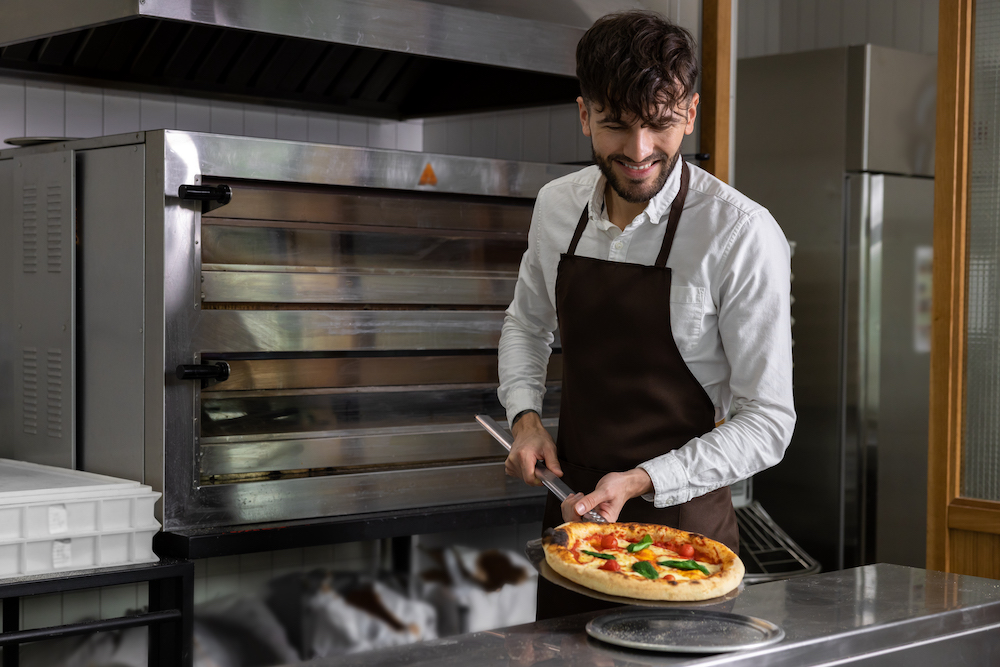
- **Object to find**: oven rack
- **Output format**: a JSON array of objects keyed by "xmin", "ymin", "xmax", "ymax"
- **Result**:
[{"xmin": 737, "ymin": 501, "xmax": 821, "ymax": 584}]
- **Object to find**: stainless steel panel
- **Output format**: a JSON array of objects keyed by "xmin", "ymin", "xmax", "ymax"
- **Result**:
[
  {"xmin": 78, "ymin": 145, "xmax": 146, "ymax": 482},
  {"xmin": 149, "ymin": 0, "xmax": 580, "ymax": 76},
  {"xmin": 736, "ymin": 49, "xmax": 850, "ymax": 571},
  {"xmin": 193, "ymin": 310, "xmax": 513, "ymax": 353},
  {"xmin": 0, "ymin": 0, "xmax": 583, "ymax": 77},
  {"xmin": 203, "ymin": 355, "xmax": 561, "ymax": 392},
  {"xmin": 873, "ymin": 175, "xmax": 933, "ymax": 567},
  {"xmin": 201, "ymin": 225, "xmax": 526, "ymax": 270},
  {"xmin": 163, "ymin": 131, "xmax": 575, "ymax": 201},
  {"xmin": 199, "ymin": 385, "xmax": 562, "ymax": 439},
  {"xmin": 155, "ymin": 130, "xmax": 200, "ymax": 528},
  {"xmin": 201, "ymin": 269, "xmax": 517, "ymax": 306},
  {"xmin": 846, "ymin": 45, "xmax": 937, "ymax": 177},
  {"xmin": 181, "ymin": 463, "xmax": 545, "ymax": 527},
  {"xmin": 200, "ymin": 423, "xmax": 559, "ymax": 477},
  {"xmin": 4, "ymin": 151, "xmax": 76, "ymax": 468},
  {"xmin": 201, "ymin": 187, "xmax": 533, "ymax": 231},
  {"xmin": 844, "ymin": 173, "xmax": 870, "ymax": 570},
  {"xmin": 0, "ymin": 159, "xmax": 13, "ymax": 458},
  {"xmin": 201, "ymin": 429, "xmax": 505, "ymax": 477}
]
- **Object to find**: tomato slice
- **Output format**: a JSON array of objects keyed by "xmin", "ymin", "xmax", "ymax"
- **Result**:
[
  {"xmin": 599, "ymin": 559, "xmax": 620, "ymax": 572},
  {"xmin": 600, "ymin": 534, "xmax": 618, "ymax": 550},
  {"xmin": 678, "ymin": 543, "xmax": 695, "ymax": 559}
]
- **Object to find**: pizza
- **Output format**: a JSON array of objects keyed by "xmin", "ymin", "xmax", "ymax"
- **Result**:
[{"xmin": 541, "ymin": 521, "xmax": 744, "ymax": 601}]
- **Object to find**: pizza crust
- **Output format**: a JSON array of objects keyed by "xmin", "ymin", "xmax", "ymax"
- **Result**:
[{"xmin": 542, "ymin": 521, "xmax": 744, "ymax": 602}]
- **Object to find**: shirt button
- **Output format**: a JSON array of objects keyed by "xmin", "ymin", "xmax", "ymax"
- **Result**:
[{"xmin": 613, "ymin": 241, "xmax": 623, "ymax": 250}]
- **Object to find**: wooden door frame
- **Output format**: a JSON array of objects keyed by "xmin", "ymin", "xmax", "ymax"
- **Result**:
[
  {"xmin": 701, "ymin": 0, "xmax": 731, "ymax": 183},
  {"xmin": 926, "ymin": 0, "xmax": 1000, "ymax": 572}
]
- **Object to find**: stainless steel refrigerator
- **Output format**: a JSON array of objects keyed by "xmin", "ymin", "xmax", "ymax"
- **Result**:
[{"xmin": 735, "ymin": 45, "xmax": 936, "ymax": 571}]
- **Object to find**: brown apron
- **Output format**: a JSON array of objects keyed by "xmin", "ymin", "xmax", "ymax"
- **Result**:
[{"xmin": 536, "ymin": 161, "xmax": 739, "ymax": 620}]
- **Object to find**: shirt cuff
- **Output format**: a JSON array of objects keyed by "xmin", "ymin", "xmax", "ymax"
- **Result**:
[
  {"xmin": 637, "ymin": 453, "xmax": 693, "ymax": 507},
  {"xmin": 503, "ymin": 387, "xmax": 544, "ymax": 427}
]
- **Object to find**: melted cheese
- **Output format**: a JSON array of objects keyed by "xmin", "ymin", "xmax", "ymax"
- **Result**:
[{"xmin": 575, "ymin": 541, "xmax": 722, "ymax": 581}]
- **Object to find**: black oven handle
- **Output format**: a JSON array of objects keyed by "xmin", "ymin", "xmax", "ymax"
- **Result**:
[
  {"xmin": 176, "ymin": 361, "xmax": 231, "ymax": 388},
  {"xmin": 178, "ymin": 184, "xmax": 233, "ymax": 213}
]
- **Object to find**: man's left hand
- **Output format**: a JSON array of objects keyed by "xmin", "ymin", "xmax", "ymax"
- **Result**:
[{"xmin": 559, "ymin": 468, "xmax": 654, "ymax": 523}]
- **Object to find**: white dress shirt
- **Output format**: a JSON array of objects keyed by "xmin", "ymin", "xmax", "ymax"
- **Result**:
[{"xmin": 497, "ymin": 160, "xmax": 796, "ymax": 508}]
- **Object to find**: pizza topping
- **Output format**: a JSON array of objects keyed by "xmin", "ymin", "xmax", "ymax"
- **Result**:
[
  {"xmin": 633, "ymin": 548, "xmax": 657, "ymax": 561},
  {"xmin": 631, "ymin": 561, "xmax": 659, "ymax": 580},
  {"xmin": 659, "ymin": 559, "xmax": 711, "ymax": 576},
  {"xmin": 600, "ymin": 534, "xmax": 618, "ymax": 550},
  {"xmin": 581, "ymin": 550, "xmax": 616, "ymax": 560},
  {"xmin": 599, "ymin": 559, "xmax": 621, "ymax": 572},
  {"xmin": 626, "ymin": 535, "xmax": 654, "ymax": 553},
  {"xmin": 677, "ymin": 543, "xmax": 696, "ymax": 559}
]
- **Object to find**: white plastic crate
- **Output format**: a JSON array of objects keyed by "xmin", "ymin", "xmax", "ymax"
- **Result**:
[{"xmin": 0, "ymin": 459, "xmax": 160, "ymax": 578}]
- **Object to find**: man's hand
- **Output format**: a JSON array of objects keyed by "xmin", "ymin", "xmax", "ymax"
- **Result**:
[
  {"xmin": 504, "ymin": 411, "xmax": 562, "ymax": 486},
  {"xmin": 559, "ymin": 468, "xmax": 653, "ymax": 523}
]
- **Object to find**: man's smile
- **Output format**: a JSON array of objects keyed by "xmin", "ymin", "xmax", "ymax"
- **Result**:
[{"xmin": 616, "ymin": 160, "xmax": 660, "ymax": 177}]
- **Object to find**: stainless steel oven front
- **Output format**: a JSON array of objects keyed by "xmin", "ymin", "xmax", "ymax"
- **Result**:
[{"xmin": 0, "ymin": 130, "xmax": 573, "ymax": 535}]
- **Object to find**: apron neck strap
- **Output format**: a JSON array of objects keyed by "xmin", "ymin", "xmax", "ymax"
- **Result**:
[
  {"xmin": 565, "ymin": 161, "xmax": 691, "ymax": 266},
  {"xmin": 654, "ymin": 160, "xmax": 690, "ymax": 268}
]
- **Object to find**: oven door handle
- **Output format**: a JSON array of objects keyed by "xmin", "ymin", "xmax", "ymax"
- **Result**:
[
  {"xmin": 178, "ymin": 184, "xmax": 232, "ymax": 213},
  {"xmin": 175, "ymin": 361, "xmax": 230, "ymax": 388}
]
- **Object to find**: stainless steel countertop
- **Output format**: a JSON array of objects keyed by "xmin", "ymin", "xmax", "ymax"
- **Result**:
[{"xmin": 311, "ymin": 564, "xmax": 1000, "ymax": 666}]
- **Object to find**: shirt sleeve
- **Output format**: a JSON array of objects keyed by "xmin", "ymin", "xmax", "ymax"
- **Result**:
[
  {"xmin": 637, "ymin": 209, "xmax": 797, "ymax": 506},
  {"xmin": 497, "ymin": 197, "xmax": 557, "ymax": 427}
]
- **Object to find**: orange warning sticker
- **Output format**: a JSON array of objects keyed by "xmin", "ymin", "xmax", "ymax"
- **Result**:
[{"xmin": 419, "ymin": 163, "xmax": 438, "ymax": 186}]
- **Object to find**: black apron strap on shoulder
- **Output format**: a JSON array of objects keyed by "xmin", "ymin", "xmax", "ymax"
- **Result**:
[
  {"xmin": 565, "ymin": 204, "xmax": 590, "ymax": 256},
  {"xmin": 653, "ymin": 160, "xmax": 690, "ymax": 268}
]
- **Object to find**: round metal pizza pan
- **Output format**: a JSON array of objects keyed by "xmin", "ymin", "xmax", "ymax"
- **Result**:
[
  {"xmin": 586, "ymin": 608, "xmax": 784, "ymax": 653},
  {"xmin": 536, "ymin": 558, "xmax": 743, "ymax": 608}
]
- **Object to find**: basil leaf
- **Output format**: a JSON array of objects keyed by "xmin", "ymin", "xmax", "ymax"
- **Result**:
[
  {"xmin": 658, "ymin": 559, "xmax": 711, "ymax": 576},
  {"xmin": 631, "ymin": 561, "xmax": 658, "ymax": 580},
  {"xmin": 626, "ymin": 535, "xmax": 654, "ymax": 553},
  {"xmin": 581, "ymin": 550, "xmax": 616, "ymax": 560}
]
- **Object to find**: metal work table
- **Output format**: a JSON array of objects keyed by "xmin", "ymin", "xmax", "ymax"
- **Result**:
[{"xmin": 316, "ymin": 564, "xmax": 1000, "ymax": 666}]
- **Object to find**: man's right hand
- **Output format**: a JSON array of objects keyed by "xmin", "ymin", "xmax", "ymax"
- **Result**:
[{"xmin": 504, "ymin": 411, "xmax": 563, "ymax": 486}]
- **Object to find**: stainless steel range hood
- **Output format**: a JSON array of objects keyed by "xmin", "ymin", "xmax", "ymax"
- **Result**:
[{"xmin": 0, "ymin": 0, "xmax": 585, "ymax": 118}]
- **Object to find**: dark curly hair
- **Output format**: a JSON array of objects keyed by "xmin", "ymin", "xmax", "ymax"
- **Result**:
[{"xmin": 576, "ymin": 10, "xmax": 699, "ymax": 125}]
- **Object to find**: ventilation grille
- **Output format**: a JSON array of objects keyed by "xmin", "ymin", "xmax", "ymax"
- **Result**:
[
  {"xmin": 46, "ymin": 349, "xmax": 63, "ymax": 439},
  {"xmin": 22, "ymin": 348, "xmax": 38, "ymax": 435},
  {"xmin": 46, "ymin": 184, "xmax": 62, "ymax": 273},
  {"xmin": 22, "ymin": 184, "xmax": 37, "ymax": 273}
]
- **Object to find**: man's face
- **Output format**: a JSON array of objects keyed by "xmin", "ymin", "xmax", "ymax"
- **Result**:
[{"xmin": 578, "ymin": 94, "xmax": 698, "ymax": 205}]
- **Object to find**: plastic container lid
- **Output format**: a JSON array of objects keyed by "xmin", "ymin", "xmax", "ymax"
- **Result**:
[{"xmin": 0, "ymin": 459, "xmax": 151, "ymax": 505}]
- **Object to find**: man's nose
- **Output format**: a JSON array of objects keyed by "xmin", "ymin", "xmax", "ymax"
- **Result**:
[{"xmin": 623, "ymin": 127, "xmax": 656, "ymax": 162}]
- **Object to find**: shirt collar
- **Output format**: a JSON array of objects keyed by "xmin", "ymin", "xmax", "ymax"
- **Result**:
[{"xmin": 589, "ymin": 158, "xmax": 684, "ymax": 229}]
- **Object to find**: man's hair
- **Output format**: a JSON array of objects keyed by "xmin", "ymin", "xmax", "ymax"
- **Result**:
[{"xmin": 576, "ymin": 10, "xmax": 699, "ymax": 125}]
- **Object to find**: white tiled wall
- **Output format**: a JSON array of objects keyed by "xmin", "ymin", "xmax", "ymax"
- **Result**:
[
  {"xmin": 0, "ymin": 77, "xmax": 423, "ymax": 152},
  {"xmin": 737, "ymin": 0, "xmax": 939, "ymax": 58}
]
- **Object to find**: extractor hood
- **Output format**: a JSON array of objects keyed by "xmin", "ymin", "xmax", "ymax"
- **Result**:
[{"xmin": 0, "ymin": 0, "xmax": 585, "ymax": 118}]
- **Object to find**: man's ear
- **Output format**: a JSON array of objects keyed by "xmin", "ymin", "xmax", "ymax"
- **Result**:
[
  {"xmin": 577, "ymin": 96, "xmax": 593, "ymax": 138},
  {"xmin": 684, "ymin": 93, "xmax": 699, "ymax": 135}
]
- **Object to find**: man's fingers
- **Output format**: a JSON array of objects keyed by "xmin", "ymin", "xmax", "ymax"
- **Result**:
[
  {"xmin": 542, "ymin": 449, "xmax": 563, "ymax": 477},
  {"xmin": 520, "ymin": 451, "xmax": 543, "ymax": 486}
]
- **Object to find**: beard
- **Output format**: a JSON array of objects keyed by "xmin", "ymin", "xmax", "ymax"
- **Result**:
[{"xmin": 592, "ymin": 146, "xmax": 680, "ymax": 204}]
